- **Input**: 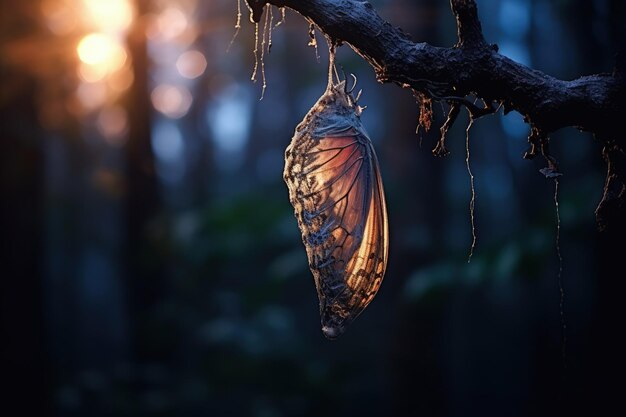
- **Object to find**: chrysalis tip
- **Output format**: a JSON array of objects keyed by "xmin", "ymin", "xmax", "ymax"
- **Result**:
[{"xmin": 321, "ymin": 325, "xmax": 343, "ymax": 340}]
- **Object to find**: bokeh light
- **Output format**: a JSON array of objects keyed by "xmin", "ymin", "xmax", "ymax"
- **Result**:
[
  {"xmin": 149, "ymin": 7, "xmax": 189, "ymax": 41},
  {"xmin": 96, "ymin": 106, "xmax": 128, "ymax": 146},
  {"xmin": 152, "ymin": 121, "xmax": 184, "ymax": 163},
  {"xmin": 76, "ymin": 33, "xmax": 127, "ymax": 84},
  {"xmin": 40, "ymin": 0, "xmax": 76, "ymax": 35},
  {"xmin": 78, "ymin": 61, "xmax": 109, "ymax": 83},
  {"xmin": 151, "ymin": 84, "xmax": 193, "ymax": 119},
  {"xmin": 82, "ymin": 0, "xmax": 134, "ymax": 32},
  {"xmin": 152, "ymin": 121, "xmax": 186, "ymax": 184},
  {"xmin": 176, "ymin": 50, "xmax": 207, "ymax": 79},
  {"xmin": 76, "ymin": 81, "xmax": 108, "ymax": 110},
  {"xmin": 77, "ymin": 33, "xmax": 126, "ymax": 66},
  {"xmin": 207, "ymin": 83, "xmax": 251, "ymax": 154},
  {"xmin": 107, "ymin": 66, "xmax": 134, "ymax": 92}
]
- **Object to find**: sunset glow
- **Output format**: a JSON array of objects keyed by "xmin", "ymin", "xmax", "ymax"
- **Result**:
[
  {"xmin": 77, "ymin": 33, "xmax": 127, "ymax": 82},
  {"xmin": 78, "ymin": 33, "xmax": 122, "ymax": 66},
  {"xmin": 82, "ymin": 0, "xmax": 134, "ymax": 32},
  {"xmin": 41, "ymin": 0, "xmax": 76, "ymax": 35}
]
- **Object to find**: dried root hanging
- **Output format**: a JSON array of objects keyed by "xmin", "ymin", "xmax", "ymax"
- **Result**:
[
  {"xmin": 433, "ymin": 103, "xmax": 460, "ymax": 157},
  {"xmin": 251, "ymin": 22, "xmax": 259, "ymax": 82},
  {"xmin": 308, "ymin": 23, "xmax": 320, "ymax": 62},
  {"xmin": 227, "ymin": 0, "xmax": 243, "ymax": 52},
  {"xmin": 267, "ymin": 6, "xmax": 274, "ymax": 54},
  {"xmin": 465, "ymin": 117, "xmax": 477, "ymax": 263},
  {"xmin": 249, "ymin": 5, "xmax": 270, "ymax": 100},
  {"xmin": 595, "ymin": 142, "xmax": 626, "ymax": 230},
  {"xmin": 532, "ymin": 131, "xmax": 566, "ymax": 368},
  {"xmin": 414, "ymin": 90, "xmax": 433, "ymax": 138},
  {"xmin": 247, "ymin": 4, "xmax": 285, "ymax": 99},
  {"xmin": 258, "ymin": 7, "xmax": 270, "ymax": 99},
  {"xmin": 274, "ymin": 7, "xmax": 286, "ymax": 28},
  {"xmin": 553, "ymin": 178, "xmax": 566, "ymax": 369}
]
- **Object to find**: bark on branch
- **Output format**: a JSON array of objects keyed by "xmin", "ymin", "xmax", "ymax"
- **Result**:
[{"xmin": 245, "ymin": 0, "xmax": 626, "ymax": 227}]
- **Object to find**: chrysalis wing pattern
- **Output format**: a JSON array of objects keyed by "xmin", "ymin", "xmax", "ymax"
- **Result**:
[{"xmin": 283, "ymin": 79, "xmax": 389, "ymax": 339}]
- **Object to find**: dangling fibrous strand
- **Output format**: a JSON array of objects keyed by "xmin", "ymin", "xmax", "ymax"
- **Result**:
[
  {"xmin": 433, "ymin": 103, "xmax": 460, "ymax": 157},
  {"xmin": 466, "ymin": 116, "xmax": 477, "ymax": 263},
  {"xmin": 245, "ymin": 5, "xmax": 284, "ymax": 98},
  {"xmin": 258, "ymin": 6, "xmax": 269, "ymax": 99},
  {"xmin": 530, "ymin": 132, "xmax": 566, "ymax": 367},
  {"xmin": 226, "ymin": 0, "xmax": 243, "ymax": 52},
  {"xmin": 413, "ymin": 91, "xmax": 433, "ymax": 147},
  {"xmin": 331, "ymin": 61, "xmax": 338, "ymax": 85},
  {"xmin": 274, "ymin": 7, "xmax": 286, "ymax": 28},
  {"xmin": 327, "ymin": 41, "xmax": 336, "ymax": 90},
  {"xmin": 251, "ymin": 22, "xmax": 259, "ymax": 82},
  {"xmin": 308, "ymin": 23, "xmax": 320, "ymax": 62},
  {"xmin": 554, "ymin": 178, "xmax": 566, "ymax": 369},
  {"xmin": 267, "ymin": 6, "xmax": 274, "ymax": 54}
]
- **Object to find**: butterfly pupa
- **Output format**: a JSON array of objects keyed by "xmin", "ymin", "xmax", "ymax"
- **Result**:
[{"xmin": 283, "ymin": 73, "xmax": 389, "ymax": 339}]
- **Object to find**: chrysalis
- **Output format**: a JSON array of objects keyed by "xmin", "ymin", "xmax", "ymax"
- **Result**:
[{"xmin": 283, "ymin": 62, "xmax": 389, "ymax": 339}]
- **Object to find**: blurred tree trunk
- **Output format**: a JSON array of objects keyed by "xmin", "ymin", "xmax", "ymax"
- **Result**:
[
  {"xmin": 609, "ymin": 0, "xmax": 626, "ymax": 60},
  {"xmin": 389, "ymin": 1, "xmax": 446, "ymax": 415},
  {"xmin": 0, "ymin": 2, "xmax": 49, "ymax": 413},
  {"xmin": 124, "ymin": 0, "xmax": 168, "ymax": 394},
  {"xmin": 593, "ymin": 217, "xmax": 626, "ymax": 415},
  {"xmin": 0, "ymin": 75, "xmax": 49, "ymax": 414},
  {"xmin": 126, "ymin": 3, "xmax": 158, "ymax": 223},
  {"xmin": 589, "ymin": 2, "xmax": 626, "ymax": 414}
]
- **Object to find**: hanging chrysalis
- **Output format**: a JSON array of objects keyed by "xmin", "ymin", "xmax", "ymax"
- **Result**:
[{"xmin": 283, "ymin": 46, "xmax": 389, "ymax": 339}]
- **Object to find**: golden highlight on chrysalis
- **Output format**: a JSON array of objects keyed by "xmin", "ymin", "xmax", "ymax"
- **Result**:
[{"xmin": 283, "ymin": 72, "xmax": 389, "ymax": 339}]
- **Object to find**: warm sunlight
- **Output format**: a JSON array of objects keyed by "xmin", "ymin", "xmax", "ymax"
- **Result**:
[
  {"xmin": 77, "ymin": 33, "xmax": 123, "ymax": 66},
  {"xmin": 40, "ymin": 0, "xmax": 76, "ymax": 35},
  {"xmin": 41, "ymin": 0, "xmax": 134, "ymax": 35},
  {"xmin": 77, "ymin": 33, "xmax": 127, "ymax": 82},
  {"xmin": 82, "ymin": 0, "xmax": 134, "ymax": 32}
]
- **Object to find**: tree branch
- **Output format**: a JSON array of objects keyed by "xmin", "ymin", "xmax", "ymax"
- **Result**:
[
  {"xmin": 449, "ymin": 0, "xmax": 486, "ymax": 48},
  {"xmin": 247, "ymin": 0, "xmax": 626, "ymax": 227}
]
